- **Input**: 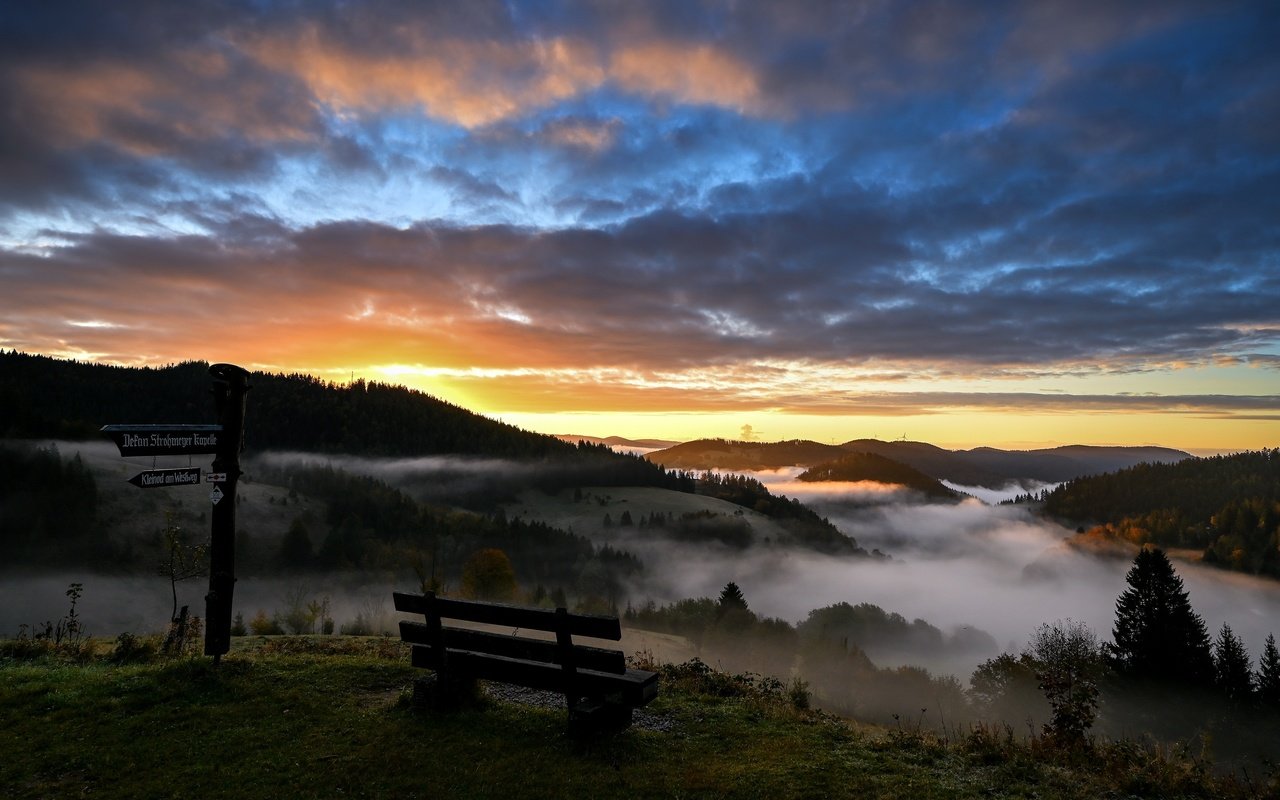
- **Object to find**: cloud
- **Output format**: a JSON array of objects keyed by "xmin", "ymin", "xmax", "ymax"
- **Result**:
[{"xmin": 0, "ymin": 1, "xmax": 1276, "ymax": 427}]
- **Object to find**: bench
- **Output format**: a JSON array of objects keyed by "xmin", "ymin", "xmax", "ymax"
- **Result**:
[{"xmin": 392, "ymin": 591, "xmax": 659, "ymax": 734}]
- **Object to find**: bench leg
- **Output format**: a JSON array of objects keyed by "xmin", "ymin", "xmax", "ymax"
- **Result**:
[
  {"xmin": 412, "ymin": 673, "xmax": 480, "ymax": 712},
  {"xmin": 568, "ymin": 699, "xmax": 633, "ymax": 737}
]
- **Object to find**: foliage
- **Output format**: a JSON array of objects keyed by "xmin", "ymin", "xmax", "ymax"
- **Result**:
[
  {"xmin": 1042, "ymin": 449, "xmax": 1280, "ymax": 577},
  {"xmin": 798, "ymin": 601, "xmax": 996, "ymax": 665},
  {"xmin": 1212, "ymin": 624, "xmax": 1254, "ymax": 702},
  {"xmin": 717, "ymin": 581, "xmax": 749, "ymax": 614},
  {"xmin": 0, "ymin": 442, "xmax": 104, "ymax": 566},
  {"xmin": 1258, "ymin": 634, "xmax": 1280, "ymax": 707},
  {"xmin": 276, "ymin": 517, "xmax": 314, "ymax": 569},
  {"xmin": 3, "ymin": 583, "xmax": 92, "ymax": 662},
  {"xmin": 254, "ymin": 461, "xmax": 643, "ymax": 598},
  {"xmin": 248, "ymin": 609, "xmax": 285, "ymax": 636},
  {"xmin": 1107, "ymin": 548, "xmax": 1215, "ymax": 686},
  {"xmin": 156, "ymin": 513, "xmax": 208, "ymax": 623},
  {"xmin": 460, "ymin": 548, "xmax": 518, "ymax": 601},
  {"xmin": 969, "ymin": 653, "xmax": 1047, "ymax": 724},
  {"xmin": 1024, "ymin": 620, "xmax": 1103, "ymax": 747},
  {"xmin": 694, "ymin": 470, "xmax": 867, "ymax": 554}
]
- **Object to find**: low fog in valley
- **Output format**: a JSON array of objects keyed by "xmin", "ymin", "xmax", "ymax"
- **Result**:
[{"xmin": 8, "ymin": 445, "xmax": 1280, "ymax": 688}]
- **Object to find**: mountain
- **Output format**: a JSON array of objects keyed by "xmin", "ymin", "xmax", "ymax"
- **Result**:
[
  {"xmin": 0, "ymin": 351, "xmax": 572, "ymax": 459},
  {"xmin": 959, "ymin": 444, "xmax": 1189, "ymax": 484},
  {"xmin": 838, "ymin": 440, "xmax": 1007, "ymax": 487},
  {"xmin": 645, "ymin": 439, "xmax": 848, "ymax": 470},
  {"xmin": 797, "ymin": 452, "xmax": 961, "ymax": 501},
  {"xmin": 646, "ymin": 434, "xmax": 1193, "ymax": 489}
]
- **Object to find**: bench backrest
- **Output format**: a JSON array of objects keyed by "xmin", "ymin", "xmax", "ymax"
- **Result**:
[{"xmin": 392, "ymin": 591, "xmax": 627, "ymax": 675}]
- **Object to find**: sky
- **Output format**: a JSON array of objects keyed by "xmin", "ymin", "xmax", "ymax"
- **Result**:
[{"xmin": 2, "ymin": 0, "xmax": 1277, "ymax": 450}]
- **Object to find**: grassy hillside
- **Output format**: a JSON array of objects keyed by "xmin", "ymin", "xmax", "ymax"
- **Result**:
[
  {"xmin": 1, "ymin": 639, "xmax": 1260, "ymax": 799},
  {"xmin": 798, "ymin": 452, "xmax": 960, "ymax": 501}
]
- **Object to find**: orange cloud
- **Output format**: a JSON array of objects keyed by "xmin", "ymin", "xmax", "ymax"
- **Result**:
[
  {"xmin": 243, "ymin": 27, "xmax": 606, "ymax": 128},
  {"xmin": 610, "ymin": 42, "xmax": 762, "ymax": 112}
]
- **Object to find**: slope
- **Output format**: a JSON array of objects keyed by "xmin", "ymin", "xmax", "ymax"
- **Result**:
[{"xmin": 798, "ymin": 452, "xmax": 961, "ymax": 501}]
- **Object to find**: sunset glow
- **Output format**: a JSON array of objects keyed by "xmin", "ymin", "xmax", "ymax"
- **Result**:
[{"xmin": 2, "ymin": 2, "xmax": 1277, "ymax": 450}]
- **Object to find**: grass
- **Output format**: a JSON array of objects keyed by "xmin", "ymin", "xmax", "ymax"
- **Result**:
[{"xmin": 1, "ymin": 637, "xmax": 1270, "ymax": 799}]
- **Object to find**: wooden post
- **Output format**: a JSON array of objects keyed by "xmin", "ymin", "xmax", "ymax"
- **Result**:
[
  {"xmin": 204, "ymin": 363, "xmax": 249, "ymax": 662},
  {"xmin": 555, "ymin": 607, "xmax": 577, "ymax": 712}
]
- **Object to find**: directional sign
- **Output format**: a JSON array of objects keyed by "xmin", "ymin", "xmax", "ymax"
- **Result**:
[
  {"xmin": 206, "ymin": 472, "xmax": 228, "ymax": 483},
  {"xmin": 101, "ymin": 424, "xmax": 222, "ymax": 457},
  {"xmin": 128, "ymin": 468, "xmax": 202, "ymax": 489}
]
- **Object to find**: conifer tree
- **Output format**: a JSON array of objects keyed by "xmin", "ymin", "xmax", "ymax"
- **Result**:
[
  {"xmin": 717, "ymin": 581, "xmax": 749, "ymax": 614},
  {"xmin": 1257, "ymin": 633, "xmax": 1280, "ymax": 706},
  {"xmin": 1107, "ymin": 548, "xmax": 1214, "ymax": 685},
  {"xmin": 1212, "ymin": 623, "xmax": 1253, "ymax": 702}
]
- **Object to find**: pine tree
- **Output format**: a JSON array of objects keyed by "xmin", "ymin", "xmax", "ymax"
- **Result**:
[
  {"xmin": 717, "ymin": 581, "xmax": 748, "ymax": 614},
  {"xmin": 1107, "ymin": 548, "xmax": 1215, "ymax": 686},
  {"xmin": 1212, "ymin": 623, "xmax": 1253, "ymax": 702},
  {"xmin": 1257, "ymin": 633, "xmax": 1280, "ymax": 706}
]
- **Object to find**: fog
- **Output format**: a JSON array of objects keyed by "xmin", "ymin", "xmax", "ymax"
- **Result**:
[
  {"xmin": 602, "ymin": 467, "xmax": 1280, "ymax": 679},
  {"xmin": 5, "ymin": 454, "xmax": 1280, "ymax": 688}
]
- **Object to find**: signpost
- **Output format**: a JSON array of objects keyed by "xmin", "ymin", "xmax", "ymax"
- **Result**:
[
  {"xmin": 204, "ymin": 364, "xmax": 250, "ymax": 661},
  {"xmin": 100, "ymin": 363, "xmax": 250, "ymax": 665}
]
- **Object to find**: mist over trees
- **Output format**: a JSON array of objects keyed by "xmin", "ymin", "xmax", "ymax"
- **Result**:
[
  {"xmin": 0, "ymin": 443, "xmax": 103, "ymax": 565},
  {"xmin": 1037, "ymin": 449, "xmax": 1280, "ymax": 577}
]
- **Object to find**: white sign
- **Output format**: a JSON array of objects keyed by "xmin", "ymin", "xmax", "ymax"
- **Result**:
[
  {"xmin": 206, "ymin": 472, "xmax": 228, "ymax": 483},
  {"xmin": 210, "ymin": 486, "xmax": 224, "ymax": 505}
]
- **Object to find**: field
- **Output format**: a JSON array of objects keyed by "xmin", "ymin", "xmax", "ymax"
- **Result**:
[{"xmin": 1, "ymin": 638, "xmax": 1259, "ymax": 800}]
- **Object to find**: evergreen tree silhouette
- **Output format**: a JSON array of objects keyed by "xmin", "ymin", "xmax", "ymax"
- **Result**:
[
  {"xmin": 1257, "ymin": 633, "xmax": 1280, "ymax": 706},
  {"xmin": 1107, "ymin": 548, "xmax": 1214, "ymax": 686},
  {"xmin": 1212, "ymin": 623, "xmax": 1254, "ymax": 702}
]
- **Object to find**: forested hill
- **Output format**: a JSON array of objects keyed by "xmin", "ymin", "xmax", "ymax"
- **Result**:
[
  {"xmin": 1, "ymin": 351, "xmax": 570, "ymax": 459},
  {"xmin": 645, "ymin": 435, "xmax": 1190, "ymax": 488},
  {"xmin": 798, "ymin": 452, "xmax": 960, "ymax": 501},
  {"xmin": 646, "ymin": 438, "xmax": 848, "ymax": 470},
  {"xmin": 1040, "ymin": 449, "xmax": 1280, "ymax": 577}
]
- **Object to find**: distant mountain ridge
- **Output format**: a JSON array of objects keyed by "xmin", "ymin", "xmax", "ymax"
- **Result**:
[
  {"xmin": 646, "ymin": 437, "xmax": 1191, "ymax": 487},
  {"xmin": 554, "ymin": 434, "xmax": 681, "ymax": 449}
]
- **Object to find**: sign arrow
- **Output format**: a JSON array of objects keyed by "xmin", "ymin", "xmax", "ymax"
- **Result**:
[{"xmin": 128, "ymin": 468, "xmax": 202, "ymax": 489}]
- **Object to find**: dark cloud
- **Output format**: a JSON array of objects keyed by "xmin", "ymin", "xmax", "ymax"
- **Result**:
[{"xmin": 0, "ymin": 1, "xmax": 1276, "ymax": 420}]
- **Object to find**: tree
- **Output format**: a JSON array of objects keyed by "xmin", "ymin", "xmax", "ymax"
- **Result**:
[
  {"xmin": 1107, "ymin": 548, "xmax": 1214, "ymax": 686},
  {"xmin": 1256, "ymin": 633, "xmax": 1280, "ymax": 706},
  {"xmin": 717, "ymin": 581, "xmax": 749, "ymax": 615},
  {"xmin": 969, "ymin": 653, "xmax": 1047, "ymax": 723},
  {"xmin": 276, "ymin": 517, "xmax": 313, "ymax": 570},
  {"xmin": 460, "ymin": 548, "xmax": 518, "ymax": 601},
  {"xmin": 1026, "ymin": 620, "xmax": 1103, "ymax": 747},
  {"xmin": 714, "ymin": 581, "xmax": 754, "ymax": 633},
  {"xmin": 1212, "ymin": 623, "xmax": 1253, "ymax": 702},
  {"xmin": 156, "ymin": 514, "xmax": 208, "ymax": 623}
]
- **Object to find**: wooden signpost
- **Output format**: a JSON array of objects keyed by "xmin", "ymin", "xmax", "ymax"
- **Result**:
[{"xmin": 101, "ymin": 363, "xmax": 250, "ymax": 664}]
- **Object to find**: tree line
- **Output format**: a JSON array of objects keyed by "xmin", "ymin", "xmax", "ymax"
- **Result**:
[{"xmin": 1032, "ymin": 449, "xmax": 1280, "ymax": 578}]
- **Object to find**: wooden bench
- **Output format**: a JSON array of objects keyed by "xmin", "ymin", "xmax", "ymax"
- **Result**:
[{"xmin": 393, "ymin": 591, "xmax": 659, "ymax": 734}]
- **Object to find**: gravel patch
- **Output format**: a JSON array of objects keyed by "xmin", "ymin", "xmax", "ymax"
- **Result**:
[{"xmin": 481, "ymin": 683, "xmax": 676, "ymax": 733}]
